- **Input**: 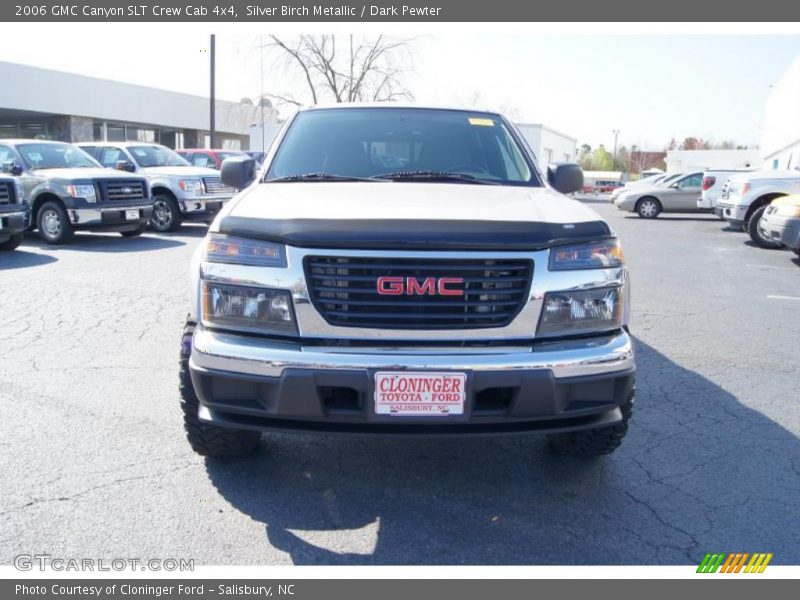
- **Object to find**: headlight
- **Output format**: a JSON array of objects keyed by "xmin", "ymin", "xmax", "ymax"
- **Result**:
[
  {"xmin": 65, "ymin": 184, "xmax": 97, "ymax": 203},
  {"xmin": 201, "ymin": 282, "xmax": 296, "ymax": 335},
  {"xmin": 14, "ymin": 181, "xmax": 24, "ymax": 202},
  {"xmin": 204, "ymin": 234, "xmax": 287, "ymax": 267},
  {"xmin": 178, "ymin": 178, "xmax": 204, "ymax": 194},
  {"xmin": 537, "ymin": 286, "xmax": 624, "ymax": 337},
  {"xmin": 550, "ymin": 239, "xmax": 624, "ymax": 271},
  {"xmin": 774, "ymin": 204, "xmax": 800, "ymax": 218}
]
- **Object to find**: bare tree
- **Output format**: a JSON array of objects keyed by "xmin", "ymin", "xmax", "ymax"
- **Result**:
[{"xmin": 262, "ymin": 35, "xmax": 416, "ymax": 106}]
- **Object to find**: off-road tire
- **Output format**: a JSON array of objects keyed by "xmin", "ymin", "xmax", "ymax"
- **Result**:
[
  {"xmin": 746, "ymin": 205, "xmax": 782, "ymax": 249},
  {"xmin": 0, "ymin": 233, "xmax": 23, "ymax": 251},
  {"xmin": 547, "ymin": 390, "xmax": 635, "ymax": 457},
  {"xmin": 179, "ymin": 321, "xmax": 261, "ymax": 457}
]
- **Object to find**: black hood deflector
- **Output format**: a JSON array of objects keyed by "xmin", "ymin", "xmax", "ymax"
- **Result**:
[{"xmin": 217, "ymin": 217, "xmax": 613, "ymax": 251}]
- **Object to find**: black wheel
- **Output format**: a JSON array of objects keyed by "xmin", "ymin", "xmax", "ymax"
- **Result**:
[
  {"xmin": 179, "ymin": 320, "xmax": 261, "ymax": 457},
  {"xmin": 150, "ymin": 194, "xmax": 183, "ymax": 233},
  {"xmin": 547, "ymin": 391, "xmax": 634, "ymax": 457},
  {"xmin": 747, "ymin": 205, "xmax": 782, "ymax": 249},
  {"xmin": 635, "ymin": 197, "xmax": 661, "ymax": 219},
  {"xmin": 120, "ymin": 224, "xmax": 147, "ymax": 238},
  {"xmin": 37, "ymin": 201, "xmax": 74, "ymax": 244},
  {"xmin": 0, "ymin": 233, "xmax": 23, "ymax": 251}
]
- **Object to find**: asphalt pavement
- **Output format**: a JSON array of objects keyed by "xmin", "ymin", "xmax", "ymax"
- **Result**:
[{"xmin": 1, "ymin": 197, "xmax": 799, "ymax": 566}]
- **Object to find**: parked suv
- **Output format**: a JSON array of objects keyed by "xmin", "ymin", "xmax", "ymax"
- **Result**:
[
  {"xmin": 176, "ymin": 149, "xmax": 249, "ymax": 170},
  {"xmin": 0, "ymin": 140, "xmax": 152, "ymax": 244},
  {"xmin": 79, "ymin": 142, "xmax": 236, "ymax": 232},
  {"xmin": 716, "ymin": 170, "xmax": 800, "ymax": 247},
  {"xmin": 0, "ymin": 174, "xmax": 29, "ymax": 251},
  {"xmin": 181, "ymin": 105, "xmax": 635, "ymax": 458}
]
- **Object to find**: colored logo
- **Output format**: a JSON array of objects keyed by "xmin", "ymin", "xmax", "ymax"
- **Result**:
[
  {"xmin": 376, "ymin": 276, "xmax": 464, "ymax": 296},
  {"xmin": 697, "ymin": 552, "xmax": 773, "ymax": 573}
]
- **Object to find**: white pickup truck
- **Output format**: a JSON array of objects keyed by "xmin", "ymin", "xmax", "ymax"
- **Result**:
[
  {"xmin": 181, "ymin": 104, "xmax": 635, "ymax": 458},
  {"xmin": 696, "ymin": 169, "xmax": 754, "ymax": 214},
  {"xmin": 716, "ymin": 170, "xmax": 800, "ymax": 247}
]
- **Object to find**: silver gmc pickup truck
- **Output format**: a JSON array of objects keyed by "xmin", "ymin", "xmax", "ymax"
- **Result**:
[{"xmin": 181, "ymin": 105, "xmax": 635, "ymax": 458}]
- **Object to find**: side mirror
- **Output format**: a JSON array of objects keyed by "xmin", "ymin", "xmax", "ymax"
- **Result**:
[
  {"xmin": 547, "ymin": 162, "xmax": 583, "ymax": 195},
  {"xmin": 116, "ymin": 160, "xmax": 136, "ymax": 173},
  {"xmin": 221, "ymin": 156, "xmax": 256, "ymax": 190},
  {"xmin": 1, "ymin": 161, "xmax": 23, "ymax": 176}
]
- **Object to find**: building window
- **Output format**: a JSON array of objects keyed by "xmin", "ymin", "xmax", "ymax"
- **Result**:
[{"xmin": 107, "ymin": 124, "xmax": 125, "ymax": 142}]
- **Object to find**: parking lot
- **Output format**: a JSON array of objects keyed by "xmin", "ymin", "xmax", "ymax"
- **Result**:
[{"xmin": 1, "ymin": 197, "xmax": 799, "ymax": 566}]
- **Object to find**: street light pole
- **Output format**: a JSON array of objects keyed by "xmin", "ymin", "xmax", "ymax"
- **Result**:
[
  {"xmin": 612, "ymin": 129, "xmax": 620, "ymax": 166},
  {"xmin": 209, "ymin": 34, "xmax": 216, "ymax": 149}
]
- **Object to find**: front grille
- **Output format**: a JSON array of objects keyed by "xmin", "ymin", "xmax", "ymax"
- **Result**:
[
  {"xmin": 305, "ymin": 256, "xmax": 533, "ymax": 330},
  {"xmin": 98, "ymin": 179, "xmax": 147, "ymax": 202},
  {"xmin": 203, "ymin": 177, "xmax": 235, "ymax": 195},
  {"xmin": 0, "ymin": 182, "xmax": 14, "ymax": 205}
]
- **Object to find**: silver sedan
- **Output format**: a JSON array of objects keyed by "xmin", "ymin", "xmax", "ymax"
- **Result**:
[{"xmin": 614, "ymin": 172, "xmax": 704, "ymax": 218}]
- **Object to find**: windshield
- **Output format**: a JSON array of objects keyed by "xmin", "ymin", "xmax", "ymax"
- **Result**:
[
  {"xmin": 659, "ymin": 173, "xmax": 682, "ymax": 185},
  {"xmin": 266, "ymin": 108, "xmax": 538, "ymax": 185},
  {"xmin": 217, "ymin": 151, "xmax": 245, "ymax": 161},
  {"xmin": 16, "ymin": 143, "xmax": 99, "ymax": 170},
  {"xmin": 128, "ymin": 145, "xmax": 190, "ymax": 168}
]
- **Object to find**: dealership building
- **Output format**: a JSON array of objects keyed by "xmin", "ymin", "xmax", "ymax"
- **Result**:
[
  {"xmin": 0, "ymin": 61, "xmax": 280, "ymax": 150},
  {"xmin": 762, "ymin": 53, "xmax": 800, "ymax": 170},
  {"xmin": 516, "ymin": 123, "xmax": 577, "ymax": 171}
]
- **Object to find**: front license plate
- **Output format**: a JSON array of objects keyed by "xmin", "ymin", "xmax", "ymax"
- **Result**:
[
  {"xmin": 374, "ymin": 371, "xmax": 467, "ymax": 416},
  {"xmin": 125, "ymin": 209, "xmax": 140, "ymax": 221}
]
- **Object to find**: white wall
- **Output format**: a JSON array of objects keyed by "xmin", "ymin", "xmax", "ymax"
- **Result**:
[
  {"xmin": 248, "ymin": 123, "xmax": 284, "ymax": 154},
  {"xmin": 763, "ymin": 141, "xmax": 800, "ymax": 170},
  {"xmin": 664, "ymin": 149, "xmax": 763, "ymax": 173},
  {"xmin": 762, "ymin": 54, "xmax": 800, "ymax": 168},
  {"xmin": 0, "ymin": 61, "xmax": 260, "ymax": 135},
  {"xmin": 516, "ymin": 124, "xmax": 577, "ymax": 172}
]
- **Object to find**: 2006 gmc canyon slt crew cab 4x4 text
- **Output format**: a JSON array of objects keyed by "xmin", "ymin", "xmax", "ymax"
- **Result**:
[
  {"xmin": 0, "ymin": 140, "xmax": 152, "ymax": 244},
  {"xmin": 181, "ymin": 105, "xmax": 635, "ymax": 457}
]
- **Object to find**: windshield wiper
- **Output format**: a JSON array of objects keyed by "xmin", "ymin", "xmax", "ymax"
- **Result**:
[
  {"xmin": 267, "ymin": 173, "xmax": 386, "ymax": 183},
  {"xmin": 374, "ymin": 170, "xmax": 500, "ymax": 185}
]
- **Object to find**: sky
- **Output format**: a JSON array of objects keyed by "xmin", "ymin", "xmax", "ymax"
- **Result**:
[{"xmin": 1, "ymin": 32, "xmax": 799, "ymax": 151}]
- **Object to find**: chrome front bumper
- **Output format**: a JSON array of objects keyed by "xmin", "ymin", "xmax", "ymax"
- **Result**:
[
  {"xmin": 70, "ymin": 204, "xmax": 153, "ymax": 226},
  {"xmin": 716, "ymin": 201, "xmax": 748, "ymax": 224},
  {"xmin": 0, "ymin": 208, "xmax": 29, "ymax": 235},
  {"xmin": 180, "ymin": 195, "xmax": 232, "ymax": 214},
  {"xmin": 190, "ymin": 327, "xmax": 635, "ymax": 380}
]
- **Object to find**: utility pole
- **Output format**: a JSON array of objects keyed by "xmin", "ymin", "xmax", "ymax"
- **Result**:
[
  {"xmin": 260, "ymin": 35, "xmax": 265, "ymax": 154},
  {"xmin": 209, "ymin": 34, "xmax": 216, "ymax": 148},
  {"xmin": 612, "ymin": 129, "xmax": 620, "ymax": 166}
]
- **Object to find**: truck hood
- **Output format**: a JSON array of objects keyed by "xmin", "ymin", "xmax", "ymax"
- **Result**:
[
  {"xmin": 730, "ymin": 169, "xmax": 800, "ymax": 183},
  {"xmin": 32, "ymin": 168, "xmax": 143, "ymax": 181},
  {"xmin": 139, "ymin": 166, "xmax": 220, "ymax": 178},
  {"xmin": 217, "ymin": 182, "xmax": 612, "ymax": 250}
]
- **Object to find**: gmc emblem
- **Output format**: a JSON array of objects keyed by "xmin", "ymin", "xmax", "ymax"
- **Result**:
[{"xmin": 376, "ymin": 276, "xmax": 464, "ymax": 296}]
